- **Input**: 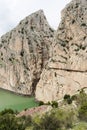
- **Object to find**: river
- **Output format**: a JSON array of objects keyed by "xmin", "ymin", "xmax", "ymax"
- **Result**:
[{"xmin": 0, "ymin": 89, "xmax": 38, "ymax": 112}]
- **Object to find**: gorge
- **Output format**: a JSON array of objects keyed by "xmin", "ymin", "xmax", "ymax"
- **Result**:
[{"xmin": 0, "ymin": 0, "xmax": 87, "ymax": 103}]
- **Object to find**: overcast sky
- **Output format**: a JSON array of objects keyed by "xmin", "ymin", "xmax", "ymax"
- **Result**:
[{"xmin": 0, "ymin": 0, "xmax": 71, "ymax": 36}]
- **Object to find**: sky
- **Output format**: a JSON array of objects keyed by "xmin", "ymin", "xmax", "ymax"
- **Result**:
[{"xmin": 0, "ymin": 0, "xmax": 71, "ymax": 36}]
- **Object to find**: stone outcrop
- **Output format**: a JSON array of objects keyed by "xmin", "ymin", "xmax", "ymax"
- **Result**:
[
  {"xmin": 35, "ymin": 0, "xmax": 87, "ymax": 102},
  {"xmin": 0, "ymin": 10, "xmax": 54, "ymax": 95}
]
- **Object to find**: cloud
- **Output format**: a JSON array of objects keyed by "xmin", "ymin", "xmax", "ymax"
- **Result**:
[{"xmin": 0, "ymin": 0, "xmax": 71, "ymax": 36}]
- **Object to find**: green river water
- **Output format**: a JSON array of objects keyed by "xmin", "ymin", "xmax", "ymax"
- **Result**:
[{"xmin": 0, "ymin": 89, "xmax": 38, "ymax": 112}]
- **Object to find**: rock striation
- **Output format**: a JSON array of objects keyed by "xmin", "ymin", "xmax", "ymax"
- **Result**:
[
  {"xmin": 0, "ymin": 10, "xmax": 54, "ymax": 95},
  {"xmin": 35, "ymin": 0, "xmax": 87, "ymax": 102}
]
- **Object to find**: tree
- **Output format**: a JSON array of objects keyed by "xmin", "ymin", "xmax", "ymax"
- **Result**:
[{"xmin": 0, "ymin": 114, "xmax": 25, "ymax": 130}]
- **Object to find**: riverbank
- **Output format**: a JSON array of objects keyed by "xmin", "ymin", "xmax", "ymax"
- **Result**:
[{"xmin": 0, "ymin": 88, "xmax": 32, "ymax": 97}]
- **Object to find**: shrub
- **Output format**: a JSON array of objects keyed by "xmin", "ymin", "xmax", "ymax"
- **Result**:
[
  {"xmin": 78, "ymin": 102, "xmax": 87, "ymax": 121},
  {"xmin": 32, "ymin": 109, "xmax": 75, "ymax": 130},
  {"xmin": 21, "ymin": 115, "xmax": 32, "ymax": 128},
  {"xmin": 71, "ymin": 95, "xmax": 77, "ymax": 101},
  {"xmin": 72, "ymin": 122, "xmax": 87, "ymax": 130},
  {"xmin": 33, "ymin": 111, "xmax": 61, "ymax": 130},
  {"xmin": 51, "ymin": 101, "xmax": 58, "ymax": 108},
  {"xmin": 0, "ymin": 114, "xmax": 25, "ymax": 130},
  {"xmin": 38, "ymin": 101, "xmax": 44, "ymax": 106},
  {"xmin": 64, "ymin": 94, "xmax": 70, "ymax": 100},
  {"xmin": 76, "ymin": 89, "xmax": 87, "ymax": 106},
  {"xmin": 67, "ymin": 98, "xmax": 72, "ymax": 104},
  {"xmin": 64, "ymin": 94, "xmax": 72, "ymax": 104},
  {"xmin": 0, "ymin": 109, "xmax": 15, "ymax": 115}
]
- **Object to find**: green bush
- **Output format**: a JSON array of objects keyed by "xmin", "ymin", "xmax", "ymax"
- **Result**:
[
  {"xmin": 39, "ymin": 100, "xmax": 58, "ymax": 108},
  {"xmin": 76, "ymin": 89, "xmax": 87, "ymax": 106},
  {"xmin": 64, "ymin": 94, "xmax": 72, "ymax": 104},
  {"xmin": 21, "ymin": 115, "xmax": 32, "ymax": 128},
  {"xmin": 71, "ymin": 95, "xmax": 77, "ymax": 101},
  {"xmin": 51, "ymin": 101, "xmax": 58, "ymax": 108},
  {"xmin": 78, "ymin": 102, "xmax": 87, "ymax": 121},
  {"xmin": 33, "ymin": 111, "xmax": 61, "ymax": 130},
  {"xmin": 0, "ymin": 108, "xmax": 15, "ymax": 115},
  {"xmin": 0, "ymin": 114, "xmax": 25, "ymax": 130},
  {"xmin": 64, "ymin": 94, "xmax": 71, "ymax": 100},
  {"xmin": 67, "ymin": 98, "xmax": 72, "ymax": 104},
  {"xmin": 38, "ymin": 101, "xmax": 44, "ymax": 106},
  {"xmin": 0, "ymin": 109, "xmax": 32, "ymax": 130},
  {"xmin": 72, "ymin": 122, "xmax": 87, "ymax": 130},
  {"xmin": 32, "ymin": 109, "xmax": 74, "ymax": 130}
]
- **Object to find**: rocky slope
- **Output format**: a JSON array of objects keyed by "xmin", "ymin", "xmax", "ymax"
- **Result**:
[
  {"xmin": 0, "ymin": 10, "xmax": 54, "ymax": 95},
  {"xmin": 35, "ymin": 0, "xmax": 87, "ymax": 102}
]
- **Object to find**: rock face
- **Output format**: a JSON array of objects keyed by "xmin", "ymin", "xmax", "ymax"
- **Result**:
[
  {"xmin": 35, "ymin": 0, "xmax": 87, "ymax": 102},
  {"xmin": 0, "ymin": 10, "xmax": 54, "ymax": 95},
  {"xmin": 0, "ymin": 0, "xmax": 87, "ymax": 103}
]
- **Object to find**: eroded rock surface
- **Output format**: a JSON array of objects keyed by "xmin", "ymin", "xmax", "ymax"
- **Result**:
[
  {"xmin": 35, "ymin": 0, "xmax": 87, "ymax": 102},
  {"xmin": 0, "ymin": 10, "xmax": 54, "ymax": 95}
]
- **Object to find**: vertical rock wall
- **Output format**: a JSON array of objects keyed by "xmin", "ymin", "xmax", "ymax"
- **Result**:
[
  {"xmin": 35, "ymin": 0, "xmax": 87, "ymax": 102},
  {"xmin": 0, "ymin": 10, "xmax": 54, "ymax": 95}
]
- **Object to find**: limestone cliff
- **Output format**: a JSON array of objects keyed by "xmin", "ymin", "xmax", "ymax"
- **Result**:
[
  {"xmin": 35, "ymin": 0, "xmax": 87, "ymax": 102},
  {"xmin": 0, "ymin": 0, "xmax": 87, "ymax": 102},
  {"xmin": 0, "ymin": 10, "xmax": 54, "ymax": 95}
]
